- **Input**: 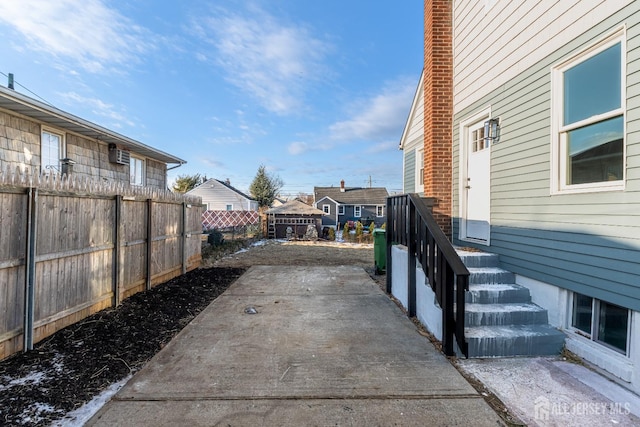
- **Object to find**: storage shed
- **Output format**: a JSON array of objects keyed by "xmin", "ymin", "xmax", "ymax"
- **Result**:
[{"xmin": 266, "ymin": 200, "xmax": 324, "ymax": 239}]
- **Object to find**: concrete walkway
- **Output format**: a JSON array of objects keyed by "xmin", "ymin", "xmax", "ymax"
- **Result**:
[{"xmin": 87, "ymin": 266, "xmax": 502, "ymax": 426}]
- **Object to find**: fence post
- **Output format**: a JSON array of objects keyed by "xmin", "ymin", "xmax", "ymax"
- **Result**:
[
  {"xmin": 23, "ymin": 187, "xmax": 38, "ymax": 352},
  {"xmin": 113, "ymin": 195, "xmax": 122, "ymax": 306},
  {"xmin": 182, "ymin": 201, "xmax": 188, "ymax": 275},
  {"xmin": 146, "ymin": 198, "xmax": 153, "ymax": 290}
]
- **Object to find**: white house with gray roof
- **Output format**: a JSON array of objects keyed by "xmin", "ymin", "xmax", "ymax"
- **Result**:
[{"xmin": 187, "ymin": 178, "xmax": 258, "ymax": 211}]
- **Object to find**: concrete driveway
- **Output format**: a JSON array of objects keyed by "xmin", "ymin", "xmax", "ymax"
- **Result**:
[{"xmin": 87, "ymin": 266, "xmax": 502, "ymax": 426}]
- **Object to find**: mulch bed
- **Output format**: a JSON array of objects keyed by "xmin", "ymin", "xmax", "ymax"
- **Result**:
[{"xmin": 0, "ymin": 267, "xmax": 245, "ymax": 426}]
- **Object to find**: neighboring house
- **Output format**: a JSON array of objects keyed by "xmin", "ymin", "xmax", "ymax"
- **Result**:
[
  {"xmin": 187, "ymin": 178, "xmax": 258, "ymax": 211},
  {"xmin": 313, "ymin": 180, "xmax": 389, "ymax": 228},
  {"xmin": 0, "ymin": 85, "xmax": 185, "ymax": 189},
  {"xmin": 401, "ymin": 1, "xmax": 640, "ymax": 394}
]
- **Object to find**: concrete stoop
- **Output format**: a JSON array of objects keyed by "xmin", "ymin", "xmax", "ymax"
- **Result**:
[{"xmin": 457, "ymin": 250, "xmax": 565, "ymax": 358}]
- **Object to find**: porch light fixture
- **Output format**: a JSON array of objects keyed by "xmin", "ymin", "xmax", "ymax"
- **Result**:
[{"xmin": 484, "ymin": 118, "xmax": 501, "ymax": 144}]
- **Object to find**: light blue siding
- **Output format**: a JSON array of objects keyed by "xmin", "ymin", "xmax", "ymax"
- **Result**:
[
  {"xmin": 453, "ymin": 4, "xmax": 640, "ymax": 311},
  {"xmin": 404, "ymin": 148, "xmax": 416, "ymax": 193}
]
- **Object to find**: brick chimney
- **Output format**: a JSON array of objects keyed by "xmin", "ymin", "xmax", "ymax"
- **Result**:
[
  {"xmin": 423, "ymin": 0, "xmax": 453, "ymax": 236},
  {"xmin": 340, "ymin": 179, "xmax": 345, "ymax": 192}
]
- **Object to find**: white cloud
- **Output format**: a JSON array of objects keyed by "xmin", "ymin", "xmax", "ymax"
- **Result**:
[
  {"xmin": 329, "ymin": 78, "xmax": 415, "ymax": 142},
  {"xmin": 288, "ymin": 141, "xmax": 308, "ymax": 155},
  {"xmin": 194, "ymin": 7, "xmax": 332, "ymax": 115},
  {"xmin": 58, "ymin": 91, "xmax": 136, "ymax": 128},
  {"xmin": 0, "ymin": 0, "xmax": 156, "ymax": 73},
  {"xmin": 202, "ymin": 158, "xmax": 225, "ymax": 168}
]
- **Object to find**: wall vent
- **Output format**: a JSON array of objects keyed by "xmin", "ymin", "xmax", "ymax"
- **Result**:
[{"xmin": 108, "ymin": 143, "xmax": 130, "ymax": 165}]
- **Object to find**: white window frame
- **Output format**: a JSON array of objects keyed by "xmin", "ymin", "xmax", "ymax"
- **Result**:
[
  {"xmin": 415, "ymin": 148, "xmax": 424, "ymax": 193},
  {"xmin": 41, "ymin": 128, "xmax": 65, "ymax": 174},
  {"xmin": 338, "ymin": 205, "xmax": 345, "ymax": 215},
  {"xmin": 226, "ymin": 204, "xmax": 233, "ymax": 211},
  {"xmin": 354, "ymin": 206, "xmax": 362, "ymax": 217},
  {"xmin": 376, "ymin": 205, "xmax": 384, "ymax": 217},
  {"xmin": 569, "ymin": 292, "xmax": 631, "ymax": 356},
  {"xmin": 130, "ymin": 155, "xmax": 145, "ymax": 186},
  {"xmin": 322, "ymin": 204, "xmax": 330, "ymax": 215},
  {"xmin": 550, "ymin": 28, "xmax": 626, "ymax": 195}
]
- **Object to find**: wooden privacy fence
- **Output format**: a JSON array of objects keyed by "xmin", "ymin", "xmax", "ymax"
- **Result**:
[{"xmin": 0, "ymin": 168, "xmax": 204, "ymax": 360}]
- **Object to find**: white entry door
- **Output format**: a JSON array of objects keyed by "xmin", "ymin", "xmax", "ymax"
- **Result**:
[{"xmin": 464, "ymin": 119, "xmax": 491, "ymax": 243}]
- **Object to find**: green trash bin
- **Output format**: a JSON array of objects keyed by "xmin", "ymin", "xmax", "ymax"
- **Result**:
[{"xmin": 373, "ymin": 228, "xmax": 386, "ymax": 274}]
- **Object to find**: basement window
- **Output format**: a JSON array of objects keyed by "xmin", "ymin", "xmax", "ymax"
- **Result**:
[{"xmin": 571, "ymin": 292, "xmax": 630, "ymax": 355}]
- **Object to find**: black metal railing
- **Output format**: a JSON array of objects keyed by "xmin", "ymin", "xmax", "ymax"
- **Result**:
[{"xmin": 385, "ymin": 194, "xmax": 469, "ymax": 357}]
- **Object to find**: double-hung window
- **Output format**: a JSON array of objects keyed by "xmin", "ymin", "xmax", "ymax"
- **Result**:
[
  {"xmin": 376, "ymin": 205, "xmax": 383, "ymax": 217},
  {"xmin": 338, "ymin": 205, "xmax": 345, "ymax": 215},
  {"xmin": 41, "ymin": 129, "xmax": 64, "ymax": 174},
  {"xmin": 354, "ymin": 206, "xmax": 361, "ymax": 217},
  {"xmin": 552, "ymin": 30, "xmax": 625, "ymax": 193},
  {"xmin": 322, "ymin": 205, "xmax": 330, "ymax": 215},
  {"xmin": 130, "ymin": 156, "xmax": 145, "ymax": 186}
]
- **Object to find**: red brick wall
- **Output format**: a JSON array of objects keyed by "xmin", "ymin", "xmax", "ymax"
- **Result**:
[{"xmin": 423, "ymin": 0, "xmax": 453, "ymax": 237}]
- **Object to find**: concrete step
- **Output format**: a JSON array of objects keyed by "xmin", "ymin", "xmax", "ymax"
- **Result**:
[
  {"xmin": 468, "ymin": 267, "xmax": 515, "ymax": 285},
  {"xmin": 456, "ymin": 250, "xmax": 499, "ymax": 268},
  {"xmin": 464, "ymin": 302, "xmax": 549, "ymax": 326},
  {"xmin": 466, "ymin": 283, "xmax": 532, "ymax": 304},
  {"xmin": 465, "ymin": 324, "xmax": 566, "ymax": 357}
]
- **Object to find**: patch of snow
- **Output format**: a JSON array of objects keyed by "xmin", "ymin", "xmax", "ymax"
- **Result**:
[
  {"xmin": 52, "ymin": 353, "xmax": 65, "ymax": 374},
  {"xmin": 19, "ymin": 402, "xmax": 60, "ymax": 425},
  {"xmin": 233, "ymin": 248, "xmax": 249, "ymax": 254},
  {"xmin": 0, "ymin": 371, "xmax": 48, "ymax": 391},
  {"xmin": 52, "ymin": 375, "xmax": 132, "ymax": 427}
]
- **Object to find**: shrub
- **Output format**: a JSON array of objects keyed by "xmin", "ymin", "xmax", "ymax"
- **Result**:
[
  {"xmin": 368, "ymin": 222, "xmax": 375, "ymax": 234},
  {"xmin": 327, "ymin": 227, "xmax": 336, "ymax": 241},
  {"xmin": 355, "ymin": 221, "xmax": 363, "ymax": 237},
  {"xmin": 206, "ymin": 229, "xmax": 224, "ymax": 246}
]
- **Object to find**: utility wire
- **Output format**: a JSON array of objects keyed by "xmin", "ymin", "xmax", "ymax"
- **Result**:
[{"xmin": 0, "ymin": 71, "xmax": 55, "ymax": 107}]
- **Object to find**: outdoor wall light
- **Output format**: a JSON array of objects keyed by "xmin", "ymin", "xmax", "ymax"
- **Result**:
[{"xmin": 484, "ymin": 118, "xmax": 501, "ymax": 144}]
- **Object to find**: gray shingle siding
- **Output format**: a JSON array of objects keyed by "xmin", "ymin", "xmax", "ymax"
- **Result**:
[
  {"xmin": 0, "ymin": 110, "xmax": 167, "ymax": 189},
  {"xmin": 453, "ymin": 5, "xmax": 640, "ymax": 311}
]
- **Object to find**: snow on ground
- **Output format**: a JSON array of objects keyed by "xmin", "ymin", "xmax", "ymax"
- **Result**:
[{"xmin": 51, "ymin": 376, "xmax": 131, "ymax": 427}]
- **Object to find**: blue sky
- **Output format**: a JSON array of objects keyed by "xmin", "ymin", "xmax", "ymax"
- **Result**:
[{"xmin": 0, "ymin": 1, "xmax": 423, "ymax": 197}]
